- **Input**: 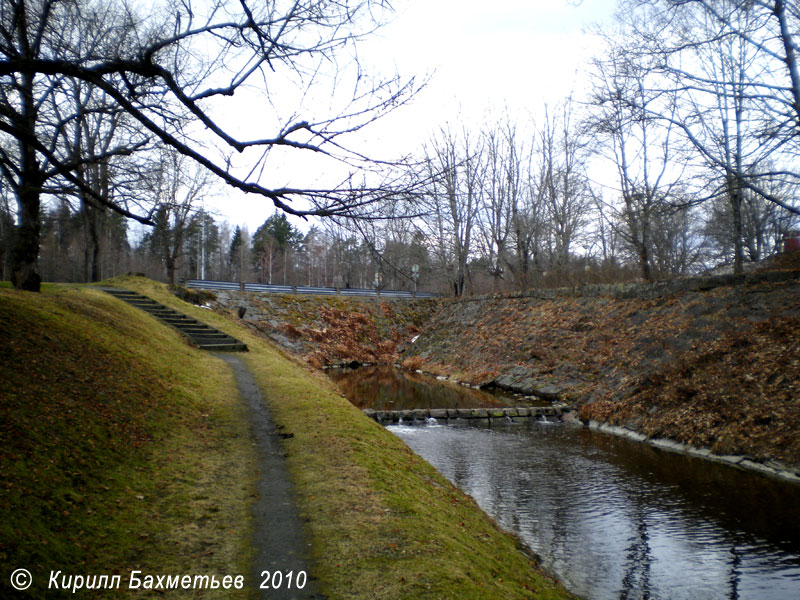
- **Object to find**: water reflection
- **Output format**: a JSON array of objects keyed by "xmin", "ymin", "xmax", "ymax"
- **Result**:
[
  {"xmin": 331, "ymin": 366, "xmax": 800, "ymax": 599},
  {"xmin": 326, "ymin": 364, "xmax": 533, "ymax": 410},
  {"xmin": 390, "ymin": 422, "xmax": 800, "ymax": 600}
]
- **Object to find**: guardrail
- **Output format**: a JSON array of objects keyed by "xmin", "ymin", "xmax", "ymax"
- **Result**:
[{"xmin": 182, "ymin": 279, "xmax": 438, "ymax": 299}]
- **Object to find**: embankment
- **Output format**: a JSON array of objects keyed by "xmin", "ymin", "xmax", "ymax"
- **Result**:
[
  {"xmin": 122, "ymin": 277, "xmax": 573, "ymax": 599},
  {"xmin": 0, "ymin": 283, "xmax": 256, "ymax": 598},
  {"xmin": 205, "ymin": 289, "xmax": 438, "ymax": 367},
  {"xmin": 400, "ymin": 267, "xmax": 800, "ymax": 474},
  {"xmin": 199, "ymin": 268, "xmax": 800, "ymax": 478},
  {"xmin": 2, "ymin": 277, "xmax": 572, "ymax": 599}
]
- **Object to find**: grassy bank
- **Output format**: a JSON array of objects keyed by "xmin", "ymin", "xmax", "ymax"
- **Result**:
[
  {"xmin": 111, "ymin": 276, "xmax": 572, "ymax": 599},
  {"xmin": 0, "ymin": 284, "xmax": 256, "ymax": 597}
]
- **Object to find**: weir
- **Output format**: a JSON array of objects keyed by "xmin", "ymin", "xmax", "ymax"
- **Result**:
[
  {"xmin": 336, "ymin": 364, "xmax": 800, "ymax": 600},
  {"xmin": 364, "ymin": 405, "xmax": 573, "ymax": 425}
]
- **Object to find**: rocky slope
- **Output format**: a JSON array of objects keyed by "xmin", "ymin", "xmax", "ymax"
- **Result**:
[
  {"xmin": 193, "ymin": 258, "xmax": 800, "ymax": 472},
  {"xmin": 401, "ymin": 263, "xmax": 800, "ymax": 470},
  {"xmin": 203, "ymin": 290, "xmax": 438, "ymax": 368}
]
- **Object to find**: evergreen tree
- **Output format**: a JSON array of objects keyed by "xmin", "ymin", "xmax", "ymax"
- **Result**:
[
  {"xmin": 252, "ymin": 213, "xmax": 303, "ymax": 284},
  {"xmin": 229, "ymin": 226, "xmax": 243, "ymax": 279}
]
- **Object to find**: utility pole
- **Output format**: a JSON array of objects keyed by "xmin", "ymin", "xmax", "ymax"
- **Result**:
[{"xmin": 200, "ymin": 206, "xmax": 206, "ymax": 280}]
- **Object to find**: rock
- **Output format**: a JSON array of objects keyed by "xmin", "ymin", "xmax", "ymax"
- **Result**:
[
  {"xmin": 532, "ymin": 384, "xmax": 562, "ymax": 401},
  {"xmin": 651, "ymin": 438, "xmax": 687, "ymax": 452},
  {"xmin": 625, "ymin": 417, "xmax": 643, "ymax": 430},
  {"xmin": 712, "ymin": 454, "xmax": 745, "ymax": 466}
]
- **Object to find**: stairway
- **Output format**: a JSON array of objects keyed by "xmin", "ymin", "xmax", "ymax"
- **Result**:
[{"xmin": 100, "ymin": 288, "xmax": 247, "ymax": 352}]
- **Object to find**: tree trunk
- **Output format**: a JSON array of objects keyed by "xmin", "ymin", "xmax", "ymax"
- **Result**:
[
  {"xmin": 91, "ymin": 237, "xmax": 100, "ymax": 282},
  {"xmin": 728, "ymin": 176, "xmax": 745, "ymax": 274},
  {"xmin": 82, "ymin": 201, "xmax": 102, "ymax": 283},
  {"xmin": 10, "ymin": 68, "xmax": 43, "ymax": 291},
  {"xmin": 166, "ymin": 256, "xmax": 176, "ymax": 286},
  {"xmin": 9, "ymin": 185, "xmax": 42, "ymax": 291},
  {"xmin": 638, "ymin": 241, "xmax": 652, "ymax": 283}
]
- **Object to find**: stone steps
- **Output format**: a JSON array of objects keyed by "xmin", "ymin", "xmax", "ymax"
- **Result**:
[
  {"xmin": 100, "ymin": 287, "xmax": 247, "ymax": 352},
  {"xmin": 365, "ymin": 405, "xmax": 573, "ymax": 425}
]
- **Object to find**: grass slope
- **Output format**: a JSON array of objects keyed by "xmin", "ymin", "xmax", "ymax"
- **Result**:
[
  {"xmin": 110, "ymin": 276, "xmax": 572, "ymax": 599},
  {"xmin": 0, "ymin": 284, "xmax": 256, "ymax": 597}
]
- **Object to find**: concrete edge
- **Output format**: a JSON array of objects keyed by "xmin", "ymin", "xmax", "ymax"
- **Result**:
[{"xmin": 587, "ymin": 420, "xmax": 800, "ymax": 484}]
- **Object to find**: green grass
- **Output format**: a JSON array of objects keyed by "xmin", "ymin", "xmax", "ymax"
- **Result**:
[
  {"xmin": 243, "ymin": 348, "xmax": 570, "ymax": 600},
  {"xmin": 0, "ymin": 284, "xmax": 256, "ymax": 598},
  {"xmin": 3, "ymin": 275, "xmax": 572, "ymax": 599},
  {"xmin": 106, "ymin": 276, "xmax": 572, "ymax": 599}
]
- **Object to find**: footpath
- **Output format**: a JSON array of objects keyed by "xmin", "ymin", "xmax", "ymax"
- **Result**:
[
  {"xmin": 216, "ymin": 354, "xmax": 324, "ymax": 600},
  {"xmin": 101, "ymin": 287, "xmax": 322, "ymax": 598}
]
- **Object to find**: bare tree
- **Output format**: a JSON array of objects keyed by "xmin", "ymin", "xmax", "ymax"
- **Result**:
[
  {"xmin": 420, "ymin": 126, "xmax": 483, "ymax": 297},
  {"xmin": 142, "ymin": 150, "xmax": 214, "ymax": 285},
  {"xmin": 614, "ymin": 0, "xmax": 779, "ymax": 271},
  {"xmin": 622, "ymin": 0, "xmax": 800, "ymax": 220},
  {"xmin": 0, "ymin": 0, "xmax": 418, "ymax": 290},
  {"xmin": 477, "ymin": 118, "xmax": 520, "ymax": 291},
  {"xmin": 588, "ymin": 36, "xmax": 687, "ymax": 282},
  {"xmin": 534, "ymin": 101, "xmax": 592, "ymax": 279},
  {"xmin": 506, "ymin": 149, "xmax": 547, "ymax": 290}
]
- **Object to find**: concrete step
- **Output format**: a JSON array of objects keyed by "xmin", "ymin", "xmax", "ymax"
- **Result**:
[
  {"xmin": 162, "ymin": 317, "xmax": 201, "ymax": 325},
  {"xmin": 99, "ymin": 287, "xmax": 247, "ymax": 352},
  {"xmin": 197, "ymin": 341, "xmax": 248, "ymax": 351},
  {"xmin": 188, "ymin": 334, "xmax": 238, "ymax": 343}
]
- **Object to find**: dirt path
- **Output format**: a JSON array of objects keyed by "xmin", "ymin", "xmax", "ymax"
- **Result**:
[{"xmin": 215, "ymin": 353, "xmax": 324, "ymax": 599}]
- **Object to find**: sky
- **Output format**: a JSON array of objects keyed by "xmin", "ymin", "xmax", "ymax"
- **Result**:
[{"xmin": 210, "ymin": 0, "xmax": 620, "ymax": 234}]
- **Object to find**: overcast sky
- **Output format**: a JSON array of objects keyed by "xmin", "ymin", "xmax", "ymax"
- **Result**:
[{"xmin": 211, "ymin": 0, "xmax": 619, "ymax": 235}]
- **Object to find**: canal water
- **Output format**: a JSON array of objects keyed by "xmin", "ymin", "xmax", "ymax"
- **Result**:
[
  {"xmin": 326, "ymin": 364, "xmax": 540, "ymax": 411},
  {"xmin": 329, "ymin": 366, "xmax": 800, "ymax": 600}
]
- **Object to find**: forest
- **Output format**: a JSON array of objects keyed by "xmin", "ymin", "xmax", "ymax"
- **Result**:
[{"xmin": 1, "ymin": 0, "xmax": 799, "ymax": 295}]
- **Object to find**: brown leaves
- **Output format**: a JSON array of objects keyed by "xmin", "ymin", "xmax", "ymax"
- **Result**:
[{"xmin": 407, "ymin": 279, "xmax": 800, "ymax": 467}]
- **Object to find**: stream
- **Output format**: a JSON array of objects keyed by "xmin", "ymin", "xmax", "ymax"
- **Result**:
[{"xmin": 329, "ymin": 365, "xmax": 800, "ymax": 600}]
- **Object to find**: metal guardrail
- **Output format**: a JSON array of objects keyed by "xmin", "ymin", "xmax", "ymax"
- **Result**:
[{"xmin": 183, "ymin": 279, "xmax": 438, "ymax": 298}]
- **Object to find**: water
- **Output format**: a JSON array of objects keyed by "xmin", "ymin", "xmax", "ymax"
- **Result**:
[
  {"xmin": 326, "ymin": 364, "xmax": 536, "ymax": 411},
  {"xmin": 331, "ymin": 367, "xmax": 800, "ymax": 600}
]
